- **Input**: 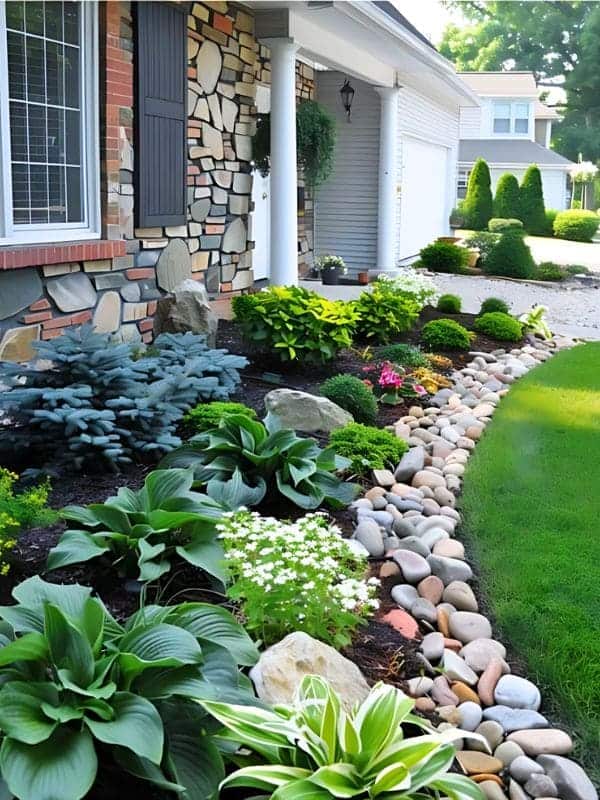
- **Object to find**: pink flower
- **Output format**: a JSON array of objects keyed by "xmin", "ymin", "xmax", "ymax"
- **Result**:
[
  {"xmin": 414, "ymin": 384, "xmax": 427, "ymax": 395},
  {"xmin": 378, "ymin": 364, "xmax": 403, "ymax": 389}
]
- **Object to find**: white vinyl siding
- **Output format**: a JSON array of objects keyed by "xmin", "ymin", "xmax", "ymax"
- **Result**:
[
  {"xmin": 459, "ymin": 165, "xmax": 568, "ymax": 211},
  {"xmin": 314, "ymin": 72, "xmax": 380, "ymax": 270},
  {"xmin": 459, "ymin": 106, "xmax": 482, "ymax": 139}
]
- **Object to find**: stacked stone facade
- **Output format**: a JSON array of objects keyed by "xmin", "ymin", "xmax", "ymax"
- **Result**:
[{"xmin": 0, "ymin": 0, "xmax": 316, "ymax": 361}]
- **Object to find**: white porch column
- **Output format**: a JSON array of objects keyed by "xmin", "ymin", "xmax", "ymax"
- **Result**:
[
  {"xmin": 374, "ymin": 86, "xmax": 400, "ymax": 271},
  {"xmin": 267, "ymin": 38, "xmax": 299, "ymax": 286}
]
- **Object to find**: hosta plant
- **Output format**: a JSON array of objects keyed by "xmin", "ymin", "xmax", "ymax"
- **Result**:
[
  {"xmin": 0, "ymin": 576, "xmax": 258, "ymax": 800},
  {"xmin": 218, "ymin": 511, "xmax": 378, "ymax": 646},
  {"xmin": 519, "ymin": 304, "xmax": 552, "ymax": 340},
  {"xmin": 47, "ymin": 468, "xmax": 226, "ymax": 582},
  {"xmin": 202, "ymin": 675, "xmax": 485, "ymax": 800},
  {"xmin": 160, "ymin": 414, "xmax": 359, "ymax": 511}
]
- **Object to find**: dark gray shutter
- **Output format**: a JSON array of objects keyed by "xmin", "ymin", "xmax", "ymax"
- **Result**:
[{"xmin": 135, "ymin": 2, "xmax": 187, "ymax": 227}]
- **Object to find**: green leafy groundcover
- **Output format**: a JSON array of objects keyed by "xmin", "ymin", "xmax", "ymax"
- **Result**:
[
  {"xmin": 0, "ymin": 576, "xmax": 258, "ymax": 800},
  {"xmin": 461, "ymin": 342, "xmax": 600, "ymax": 783}
]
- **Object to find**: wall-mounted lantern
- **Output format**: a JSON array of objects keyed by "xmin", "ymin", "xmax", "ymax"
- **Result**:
[{"xmin": 340, "ymin": 78, "xmax": 355, "ymax": 121}]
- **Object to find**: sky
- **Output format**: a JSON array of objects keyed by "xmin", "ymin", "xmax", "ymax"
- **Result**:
[{"xmin": 392, "ymin": 0, "xmax": 462, "ymax": 44}]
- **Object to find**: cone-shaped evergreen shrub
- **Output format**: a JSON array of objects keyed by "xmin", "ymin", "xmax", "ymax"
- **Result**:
[
  {"xmin": 483, "ymin": 230, "xmax": 535, "ymax": 279},
  {"xmin": 494, "ymin": 173, "xmax": 521, "ymax": 220},
  {"xmin": 463, "ymin": 158, "xmax": 493, "ymax": 230},
  {"xmin": 520, "ymin": 165, "xmax": 546, "ymax": 235}
]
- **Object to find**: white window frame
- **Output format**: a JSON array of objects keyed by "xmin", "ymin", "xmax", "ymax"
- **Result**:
[
  {"xmin": 457, "ymin": 168, "xmax": 470, "ymax": 199},
  {"xmin": 0, "ymin": 1, "xmax": 100, "ymax": 245},
  {"xmin": 492, "ymin": 100, "xmax": 531, "ymax": 137}
]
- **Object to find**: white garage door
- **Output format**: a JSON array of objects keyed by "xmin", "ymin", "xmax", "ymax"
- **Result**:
[{"xmin": 400, "ymin": 137, "xmax": 449, "ymax": 259}]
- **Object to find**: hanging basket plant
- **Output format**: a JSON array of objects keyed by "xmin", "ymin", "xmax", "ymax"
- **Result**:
[{"xmin": 252, "ymin": 100, "xmax": 336, "ymax": 188}]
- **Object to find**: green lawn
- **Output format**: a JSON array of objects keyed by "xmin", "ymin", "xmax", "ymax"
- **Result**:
[{"xmin": 461, "ymin": 342, "xmax": 600, "ymax": 781}]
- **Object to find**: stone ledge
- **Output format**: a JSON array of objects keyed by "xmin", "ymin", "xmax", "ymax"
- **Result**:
[{"xmin": 0, "ymin": 240, "xmax": 127, "ymax": 271}]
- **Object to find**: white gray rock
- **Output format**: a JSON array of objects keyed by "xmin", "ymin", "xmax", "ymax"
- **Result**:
[
  {"xmin": 460, "ymin": 638, "xmax": 507, "ymax": 672},
  {"xmin": 393, "ymin": 550, "xmax": 431, "ymax": 583},
  {"xmin": 537, "ymin": 755, "xmax": 598, "ymax": 800},
  {"xmin": 483, "ymin": 706, "xmax": 549, "ymax": 733},
  {"xmin": 524, "ymin": 774, "xmax": 558, "ymax": 798},
  {"xmin": 510, "ymin": 754, "xmax": 544, "ymax": 782},
  {"xmin": 449, "ymin": 611, "xmax": 492, "ymax": 643},
  {"xmin": 391, "ymin": 583, "xmax": 419, "ymax": 611},
  {"xmin": 153, "ymin": 279, "xmax": 217, "ymax": 345},
  {"xmin": 395, "ymin": 446, "xmax": 426, "ymax": 481},
  {"xmin": 427, "ymin": 555, "xmax": 473, "ymax": 584},
  {"xmin": 353, "ymin": 520, "xmax": 384, "ymax": 557},
  {"xmin": 495, "ymin": 675, "xmax": 541, "ymax": 711},
  {"xmin": 249, "ymin": 632, "xmax": 369, "ymax": 712},
  {"xmin": 443, "ymin": 649, "xmax": 478, "ymax": 685},
  {"xmin": 264, "ymin": 388, "xmax": 352, "ymax": 433}
]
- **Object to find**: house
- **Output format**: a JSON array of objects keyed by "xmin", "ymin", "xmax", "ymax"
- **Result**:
[
  {"xmin": 456, "ymin": 71, "xmax": 574, "ymax": 210},
  {"xmin": 0, "ymin": 0, "xmax": 477, "ymax": 361}
]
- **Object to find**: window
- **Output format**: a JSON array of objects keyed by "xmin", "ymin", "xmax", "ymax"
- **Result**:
[
  {"xmin": 0, "ymin": 1, "xmax": 99, "ymax": 245},
  {"xmin": 457, "ymin": 169, "xmax": 470, "ymax": 200},
  {"xmin": 492, "ymin": 100, "xmax": 530, "ymax": 136},
  {"xmin": 492, "ymin": 102, "xmax": 511, "ymax": 134}
]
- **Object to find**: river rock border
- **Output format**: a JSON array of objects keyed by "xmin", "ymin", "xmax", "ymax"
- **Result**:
[{"xmin": 349, "ymin": 335, "xmax": 598, "ymax": 800}]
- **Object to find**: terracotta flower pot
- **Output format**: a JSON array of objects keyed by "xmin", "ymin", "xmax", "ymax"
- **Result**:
[{"xmin": 358, "ymin": 272, "xmax": 369, "ymax": 285}]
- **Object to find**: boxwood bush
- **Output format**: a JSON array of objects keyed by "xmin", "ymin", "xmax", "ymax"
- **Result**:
[
  {"xmin": 488, "ymin": 218, "xmax": 524, "ymax": 233},
  {"xmin": 482, "ymin": 230, "xmax": 535, "ymax": 279},
  {"xmin": 544, "ymin": 208, "xmax": 558, "ymax": 236},
  {"xmin": 329, "ymin": 423, "xmax": 407, "ymax": 477},
  {"xmin": 553, "ymin": 209, "xmax": 600, "ymax": 242},
  {"xmin": 474, "ymin": 312, "xmax": 523, "ymax": 342},
  {"xmin": 232, "ymin": 286, "xmax": 357, "ymax": 363},
  {"xmin": 419, "ymin": 241, "xmax": 468, "ymax": 274},
  {"xmin": 436, "ymin": 294, "xmax": 462, "ymax": 313},
  {"xmin": 480, "ymin": 297, "xmax": 510, "ymax": 315},
  {"xmin": 421, "ymin": 319, "xmax": 474, "ymax": 351},
  {"xmin": 376, "ymin": 343, "xmax": 428, "ymax": 368},
  {"xmin": 320, "ymin": 374, "xmax": 378, "ymax": 425}
]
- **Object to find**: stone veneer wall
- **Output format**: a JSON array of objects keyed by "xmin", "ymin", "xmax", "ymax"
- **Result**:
[
  {"xmin": 296, "ymin": 61, "xmax": 316, "ymax": 277},
  {"xmin": 0, "ymin": 0, "xmax": 316, "ymax": 361}
]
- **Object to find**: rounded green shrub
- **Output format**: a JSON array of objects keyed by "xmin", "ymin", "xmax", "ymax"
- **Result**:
[
  {"xmin": 436, "ymin": 294, "xmax": 462, "ymax": 314},
  {"xmin": 535, "ymin": 261, "xmax": 565, "ymax": 282},
  {"xmin": 462, "ymin": 157, "xmax": 493, "ymax": 230},
  {"xmin": 184, "ymin": 401, "xmax": 257, "ymax": 432},
  {"xmin": 421, "ymin": 319, "xmax": 474, "ymax": 351},
  {"xmin": 488, "ymin": 218, "xmax": 524, "ymax": 233},
  {"xmin": 483, "ymin": 230, "xmax": 535, "ymax": 279},
  {"xmin": 493, "ymin": 173, "xmax": 521, "ymax": 220},
  {"xmin": 419, "ymin": 241, "xmax": 468, "ymax": 274},
  {"xmin": 329, "ymin": 423, "xmax": 407, "ymax": 477},
  {"xmin": 376, "ymin": 343, "xmax": 428, "ymax": 368},
  {"xmin": 520, "ymin": 165, "xmax": 546, "ymax": 235},
  {"xmin": 480, "ymin": 297, "xmax": 509, "ymax": 315},
  {"xmin": 553, "ymin": 209, "xmax": 600, "ymax": 242},
  {"xmin": 474, "ymin": 312, "xmax": 523, "ymax": 342},
  {"xmin": 320, "ymin": 375, "xmax": 378, "ymax": 425}
]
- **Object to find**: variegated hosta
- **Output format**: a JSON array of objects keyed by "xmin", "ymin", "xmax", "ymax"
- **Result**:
[{"xmin": 202, "ymin": 675, "xmax": 485, "ymax": 800}]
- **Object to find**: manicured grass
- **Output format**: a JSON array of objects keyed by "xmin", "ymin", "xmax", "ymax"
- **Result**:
[{"xmin": 461, "ymin": 343, "xmax": 600, "ymax": 781}]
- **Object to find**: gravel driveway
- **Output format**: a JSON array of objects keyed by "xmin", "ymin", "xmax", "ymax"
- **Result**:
[{"xmin": 304, "ymin": 275, "xmax": 600, "ymax": 341}]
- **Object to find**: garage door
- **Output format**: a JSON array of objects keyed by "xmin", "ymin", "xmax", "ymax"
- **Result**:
[{"xmin": 399, "ymin": 137, "xmax": 449, "ymax": 259}]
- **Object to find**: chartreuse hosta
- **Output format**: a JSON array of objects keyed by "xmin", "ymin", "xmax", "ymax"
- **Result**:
[
  {"xmin": 0, "ymin": 576, "xmax": 259, "ymax": 800},
  {"xmin": 202, "ymin": 676, "xmax": 485, "ymax": 800},
  {"xmin": 46, "ymin": 468, "xmax": 227, "ymax": 582}
]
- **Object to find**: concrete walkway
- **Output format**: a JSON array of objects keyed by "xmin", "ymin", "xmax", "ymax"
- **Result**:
[
  {"xmin": 302, "ymin": 275, "xmax": 600, "ymax": 341},
  {"xmin": 525, "ymin": 235, "xmax": 600, "ymax": 272}
]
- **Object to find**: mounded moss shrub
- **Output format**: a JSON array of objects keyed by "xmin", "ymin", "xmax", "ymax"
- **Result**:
[
  {"xmin": 419, "ymin": 242, "xmax": 468, "ymax": 274},
  {"xmin": 329, "ymin": 423, "xmax": 407, "ymax": 477},
  {"xmin": 184, "ymin": 401, "xmax": 257, "ymax": 432},
  {"xmin": 320, "ymin": 374, "xmax": 378, "ymax": 425},
  {"xmin": 462, "ymin": 157, "xmax": 493, "ymax": 230},
  {"xmin": 493, "ymin": 173, "xmax": 521, "ymax": 220},
  {"xmin": 436, "ymin": 294, "xmax": 462, "ymax": 313},
  {"xmin": 535, "ymin": 261, "xmax": 565, "ymax": 281},
  {"xmin": 421, "ymin": 318, "xmax": 474, "ymax": 351},
  {"xmin": 483, "ymin": 230, "xmax": 535, "ymax": 279},
  {"xmin": 480, "ymin": 297, "xmax": 510, "ymax": 315},
  {"xmin": 553, "ymin": 209, "xmax": 600, "ymax": 242},
  {"xmin": 520, "ymin": 165, "xmax": 546, "ymax": 235},
  {"xmin": 488, "ymin": 218, "xmax": 523, "ymax": 233},
  {"xmin": 376, "ymin": 343, "xmax": 428, "ymax": 368},
  {"xmin": 474, "ymin": 312, "xmax": 523, "ymax": 342},
  {"xmin": 544, "ymin": 208, "xmax": 558, "ymax": 237}
]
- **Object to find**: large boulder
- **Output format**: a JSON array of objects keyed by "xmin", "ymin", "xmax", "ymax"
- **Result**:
[
  {"xmin": 264, "ymin": 388, "xmax": 352, "ymax": 433},
  {"xmin": 249, "ymin": 632, "xmax": 369, "ymax": 711},
  {"xmin": 153, "ymin": 279, "xmax": 217, "ymax": 346}
]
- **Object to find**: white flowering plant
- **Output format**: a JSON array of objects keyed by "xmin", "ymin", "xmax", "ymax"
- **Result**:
[
  {"xmin": 376, "ymin": 269, "xmax": 440, "ymax": 309},
  {"xmin": 316, "ymin": 254, "xmax": 348, "ymax": 274},
  {"xmin": 218, "ymin": 511, "xmax": 379, "ymax": 647},
  {"xmin": 569, "ymin": 160, "xmax": 598, "ymax": 183}
]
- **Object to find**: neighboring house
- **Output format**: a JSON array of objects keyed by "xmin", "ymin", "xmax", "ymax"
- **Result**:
[
  {"xmin": 457, "ymin": 71, "xmax": 574, "ymax": 211},
  {"xmin": 0, "ymin": 0, "xmax": 477, "ymax": 361}
]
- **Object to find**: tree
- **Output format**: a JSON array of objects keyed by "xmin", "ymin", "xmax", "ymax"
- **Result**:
[
  {"xmin": 494, "ymin": 173, "xmax": 521, "ymax": 220},
  {"xmin": 520, "ymin": 165, "xmax": 546, "ymax": 235},
  {"xmin": 484, "ymin": 230, "xmax": 535, "ymax": 279},
  {"xmin": 463, "ymin": 158, "xmax": 493, "ymax": 230},
  {"xmin": 440, "ymin": 2, "xmax": 600, "ymax": 161}
]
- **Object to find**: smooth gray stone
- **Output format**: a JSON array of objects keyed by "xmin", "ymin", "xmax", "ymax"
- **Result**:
[
  {"xmin": 395, "ymin": 536, "xmax": 430, "ymax": 558},
  {"xmin": 353, "ymin": 520, "xmax": 384, "ymax": 557},
  {"xmin": 391, "ymin": 583, "xmax": 419, "ymax": 611},
  {"xmin": 394, "ymin": 446, "xmax": 425, "ymax": 481},
  {"xmin": 510, "ymin": 754, "xmax": 544, "ymax": 783},
  {"xmin": 483, "ymin": 705, "xmax": 549, "ymax": 733},
  {"xmin": 495, "ymin": 674, "xmax": 541, "ymax": 711},
  {"xmin": 537, "ymin": 755, "xmax": 599, "ymax": 800},
  {"xmin": 385, "ymin": 494, "xmax": 424, "ymax": 513},
  {"xmin": 356, "ymin": 509, "xmax": 394, "ymax": 531}
]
